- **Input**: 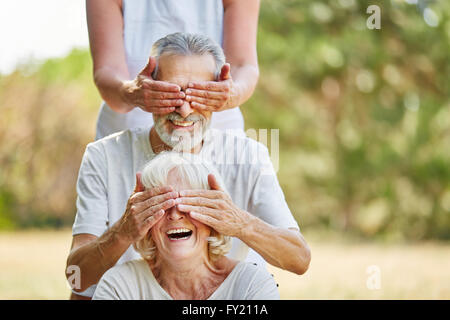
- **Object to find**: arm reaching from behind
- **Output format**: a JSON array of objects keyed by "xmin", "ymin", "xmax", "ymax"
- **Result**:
[
  {"xmin": 66, "ymin": 174, "xmax": 177, "ymax": 293},
  {"xmin": 86, "ymin": 0, "xmax": 184, "ymax": 114}
]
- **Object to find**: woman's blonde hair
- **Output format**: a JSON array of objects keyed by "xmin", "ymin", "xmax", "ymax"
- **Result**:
[{"xmin": 133, "ymin": 152, "xmax": 231, "ymax": 261}]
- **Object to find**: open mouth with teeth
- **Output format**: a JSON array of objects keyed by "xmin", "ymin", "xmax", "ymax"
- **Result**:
[
  {"xmin": 170, "ymin": 119, "xmax": 195, "ymax": 128},
  {"xmin": 166, "ymin": 228, "xmax": 193, "ymax": 241}
]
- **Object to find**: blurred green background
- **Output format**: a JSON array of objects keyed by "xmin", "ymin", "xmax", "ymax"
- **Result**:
[
  {"xmin": 1, "ymin": 0, "xmax": 449, "ymax": 240},
  {"xmin": 1, "ymin": 0, "xmax": 450, "ymax": 300}
]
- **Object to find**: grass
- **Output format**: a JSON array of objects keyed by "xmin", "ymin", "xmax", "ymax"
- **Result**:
[{"xmin": 0, "ymin": 229, "xmax": 449, "ymax": 299}]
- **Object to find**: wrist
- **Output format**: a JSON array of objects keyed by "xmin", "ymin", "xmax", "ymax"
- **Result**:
[
  {"xmin": 237, "ymin": 210, "xmax": 256, "ymax": 240},
  {"xmin": 118, "ymin": 80, "xmax": 137, "ymax": 112},
  {"xmin": 110, "ymin": 221, "xmax": 133, "ymax": 247},
  {"xmin": 228, "ymin": 84, "xmax": 240, "ymax": 109}
]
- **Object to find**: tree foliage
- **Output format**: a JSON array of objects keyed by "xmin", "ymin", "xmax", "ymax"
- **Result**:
[{"xmin": 0, "ymin": 0, "xmax": 449, "ymax": 240}]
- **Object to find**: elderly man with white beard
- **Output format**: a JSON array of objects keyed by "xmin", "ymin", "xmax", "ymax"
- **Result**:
[{"xmin": 66, "ymin": 32, "xmax": 311, "ymax": 299}]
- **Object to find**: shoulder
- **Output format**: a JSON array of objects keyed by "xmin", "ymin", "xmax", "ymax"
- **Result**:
[
  {"xmin": 232, "ymin": 262, "xmax": 280, "ymax": 299},
  {"xmin": 91, "ymin": 127, "xmax": 146, "ymax": 149},
  {"xmin": 84, "ymin": 127, "xmax": 148, "ymax": 158},
  {"xmin": 101, "ymin": 259, "xmax": 143, "ymax": 282},
  {"xmin": 207, "ymin": 129, "xmax": 271, "ymax": 166},
  {"xmin": 94, "ymin": 259, "xmax": 146, "ymax": 300},
  {"xmin": 228, "ymin": 261, "xmax": 270, "ymax": 285}
]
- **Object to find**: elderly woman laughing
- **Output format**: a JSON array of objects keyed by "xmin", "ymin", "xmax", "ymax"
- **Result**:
[{"xmin": 92, "ymin": 152, "xmax": 279, "ymax": 300}]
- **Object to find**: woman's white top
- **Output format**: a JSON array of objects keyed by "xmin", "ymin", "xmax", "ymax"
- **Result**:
[
  {"xmin": 92, "ymin": 259, "xmax": 280, "ymax": 300},
  {"xmin": 95, "ymin": 0, "xmax": 244, "ymax": 140}
]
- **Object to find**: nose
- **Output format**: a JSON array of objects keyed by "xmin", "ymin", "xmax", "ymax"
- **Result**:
[
  {"xmin": 175, "ymin": 100, "xmax": 194, "ymax": 119},
  {"xmin": 166, "ymin": 205, "xmax": 185, "ymax": 221}
]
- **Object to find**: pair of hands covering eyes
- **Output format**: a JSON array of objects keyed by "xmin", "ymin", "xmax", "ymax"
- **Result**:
[
  {"xmin": 116, "ymin": 172, "xmax": 250, "ymax": 244},
  {"xmin": 120, "ymin": 57, "xmax": 237, "ymax": 116}
]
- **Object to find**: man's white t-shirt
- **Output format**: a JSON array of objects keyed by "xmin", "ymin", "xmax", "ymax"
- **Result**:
[
  {"xmin": 73, "ymin": 127, "xmax": 299, "ymax": 294},
  {"xmin": 92, "ymin": 260, "xmax": 280, "ymax": 300}
]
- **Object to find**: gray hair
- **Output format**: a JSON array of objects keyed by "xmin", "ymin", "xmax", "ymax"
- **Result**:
[
  {"xmin": 133, "ymin": 152, "xmax": 231, "ymax": 261},
  {"xmin": 150, "ymin": 32, "xmax": 226, "ymax": 80}
]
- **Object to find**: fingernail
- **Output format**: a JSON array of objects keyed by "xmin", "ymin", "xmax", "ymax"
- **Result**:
[
  {"xmin": 178, "ymin": 204, "xmax": 186, "ymax": 210},
  {"xmin": 179, "ymin": 92, "xmax": 185, "ymax": 98},
  {"xmin": 186, "ymin": 95, "xmax": 191, "ymax": 101},
  {"xmin": 179, "ymin": 191, "xmax": 186, "ymax": 196},
  {"xmin": 186, "ymin": 89, "xmax": 192, "ymax": 94},
  {"xmin": 174, "ymin": 198, "xmax": 182, "ymax": 204},
  {"xmin": 188, "ymin": 83, "xmax": 193, "ymax": 87}
]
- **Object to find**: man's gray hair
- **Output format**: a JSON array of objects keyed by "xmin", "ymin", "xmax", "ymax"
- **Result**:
[{"xmin": 150, "ymin": 32, "xmax": 226, "ymax": 79}]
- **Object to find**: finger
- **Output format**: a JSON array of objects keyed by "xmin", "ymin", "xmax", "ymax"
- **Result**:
[
  {"xmin": 138, "ymin": 198, "xmax": 177, "ymax": 221},
  {"xmin": 177, "ymin": 204, "xmax": 221, "ymax": 219},
  {"xmin": 152, "ymin": 198, "xmax": 177, "ymax": 213},
  {"xmin": 219, "ymin": 63, "xmax": 231, "ymax": 81},
  {"xmin": 190, "ymin": 101, "xmax": 210, "ymax": 111},
  {"xmin": 187, "ymin": 81, "xmax": 229, "ymax": 92},
  {"xmin": 186, "ymin": 96, "xmax": 224, "ymax": 107},
  {"xmin": 139, "ymin": 56, "xmax": 157, "ymax": 78},
  {"xmin": 208, "ymin": 174, "xmax": 223, "ymax": 191},
  {"xmin": 136, "ymin": 191, "xmax": 179, "ymax": 211},
  {"xmin": 145, "ymin": 107, "xmax": 176, "ymax": 114},
  {"xmin": 131, "ymin": 185, "xmax": 174, "ymax": 203},
  {"xmin": 189, "ymin": 211, "xmax": 219, "ymax": 228},
  {"xmin": 148, "ymin": 91, "xmax": 185, "ymax": 100},
  {"xmin": 176, "ymin": 197, "xmax": 219, "ymax": 209},
  {"xmin": 143, "ymin": 209, "xmax": 165, "ymax": 228},
  {"xmin": 185, "ymin": 88, "xmax": 227, "ymax": 100},
  {"xmin": 178, "ymin": 189, "xmax": 224, "ymax": 199},
  {"xmin": 146, "ymin": 98, "xmax": 185, "ymax": 108},
  {"xmin": 134, "ymin": 172, "xmax": 145, "ymax": 193},
  {"xmin": 142, "ymin": 79, "xmax": 180, "ymax": 92}
]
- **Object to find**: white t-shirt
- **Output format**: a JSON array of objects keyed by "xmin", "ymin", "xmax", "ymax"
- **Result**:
[
  {"xmin": 92, "ymin": 260, "xmax": 280, "ymax": 300},
  {"xmin": 73, "ymin": 127, "xmax": 299, "ymax": 295}
]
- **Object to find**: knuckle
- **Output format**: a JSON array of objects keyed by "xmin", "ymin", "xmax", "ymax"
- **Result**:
[
  {"xmin": 145, "ymin": 197, "xmax": 155, "ymax": 207},
  {"xmin": 163, "ymin": 199, "xmax": 174, "ymax": 207}
]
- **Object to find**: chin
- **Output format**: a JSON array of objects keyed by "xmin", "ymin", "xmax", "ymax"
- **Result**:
[{"xmin": 160, "ymin": 129, "xmax": 205, "ymax": 152}]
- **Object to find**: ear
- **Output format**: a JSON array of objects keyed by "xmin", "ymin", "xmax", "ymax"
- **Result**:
[{"xmin": 219, "ymin": 63, "xmax": 231, "ymax": 81}]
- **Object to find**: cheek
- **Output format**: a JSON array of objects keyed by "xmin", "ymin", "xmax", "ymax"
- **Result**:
[
  {"xmin": 155, "ymin": 115, "xmax": 169, "ymax": 126},
  {"xmin": 193, "ymin": 221, "xmax": 211, "ymax": 238},
  {"xmin": 151, "ymin": 222, "xmax": 165, "ymax": 244}
]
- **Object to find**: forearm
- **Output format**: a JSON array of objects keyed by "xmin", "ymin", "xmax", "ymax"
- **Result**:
[
  {"xmin": 240, "ymin": 214, "xmax": 311, "ymax": 275},
  {"xmin": 66, "ymin": 225, "xmax": 132, "ymax": 292},
  {"xmin": 93, "ymin": 66, "xmax": 134, "ymax": 113},
  {"xmin": 231, "ymin": 64, "xmax": 259, "ymax": 107}
]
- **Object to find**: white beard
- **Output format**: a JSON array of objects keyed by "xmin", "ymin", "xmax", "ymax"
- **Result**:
[{"xmin": 154, "ymin": 115, "xmax": 211, "ymax": 152}]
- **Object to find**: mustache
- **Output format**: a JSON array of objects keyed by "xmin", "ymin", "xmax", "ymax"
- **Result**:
[{"xmin": 166, "ymin": 112, "xmax": 205, "ymax": 122}]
